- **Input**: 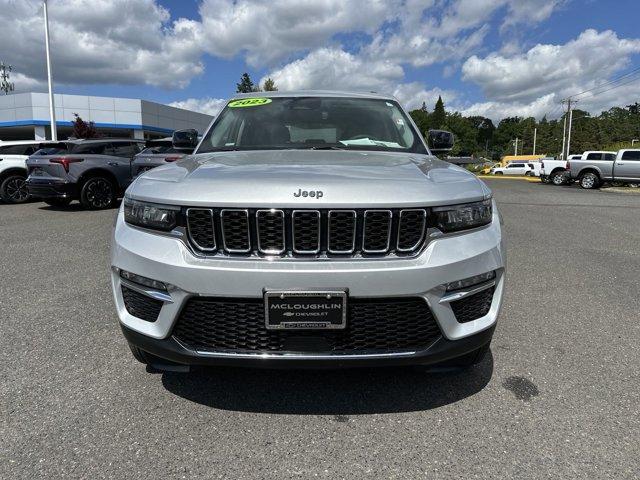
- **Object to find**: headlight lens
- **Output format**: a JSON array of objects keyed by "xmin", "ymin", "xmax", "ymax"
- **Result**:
[
  {"xmin": 432, "ymin": 199, "xmax": 492, "ymax": 232},
  {"xmin": 124, "ymin": 197, "xmax": 178, "ymax": 231}
]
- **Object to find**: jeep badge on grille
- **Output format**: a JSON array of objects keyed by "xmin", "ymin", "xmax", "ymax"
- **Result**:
[{"xmin": 293, "ymin": 189, "xmax": 323, "ymax": 198}]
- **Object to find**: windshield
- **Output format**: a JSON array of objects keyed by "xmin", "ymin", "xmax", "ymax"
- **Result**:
[{"xmin": 197, "ymin": 97, "xmax": 426, "ymax": 154}]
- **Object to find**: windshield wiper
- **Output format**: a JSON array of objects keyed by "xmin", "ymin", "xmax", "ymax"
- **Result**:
[{"xmin": 309, "ymin": 145, "xmax": 345, "ymax": 150}]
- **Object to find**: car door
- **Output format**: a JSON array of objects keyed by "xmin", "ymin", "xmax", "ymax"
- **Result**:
[
  {"xmin": 103, "ymin": 142, "xmax": 140, "ymax": 187},
  {"xmin": 506, "ymin": 163, "xmax": 524, "ymax": 175},
  {"xmin": 614, "ymin": 150, "xmax": 640, "ymax": 181}
]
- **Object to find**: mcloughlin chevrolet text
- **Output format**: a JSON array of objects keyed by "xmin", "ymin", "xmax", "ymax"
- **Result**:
[{"xmin": 111, "ymin": 91, "xmax": 506, "ymax": 371}]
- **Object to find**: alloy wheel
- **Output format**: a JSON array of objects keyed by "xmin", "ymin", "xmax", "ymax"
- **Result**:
[
  {"xmin": 85, "ymin": 178, "xmax": 113, "ymax": 208},
  {"xmin": 5, "ymin": 177, "xmax": 29, "ymax": 203},
  {"xmin": 581, "ymin": 175, "xmax": 596, "ymax": 189}
]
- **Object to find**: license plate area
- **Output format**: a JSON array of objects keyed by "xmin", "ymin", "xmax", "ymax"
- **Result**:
[{"xmin": 265, "ymin": 290, "xmax": 347, "ymax": 330}]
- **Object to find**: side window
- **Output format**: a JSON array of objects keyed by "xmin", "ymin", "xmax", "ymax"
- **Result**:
[
  {"xmin": 73, "ymin": 143, "xmax": 106, "ymax": 155},
  {"xmin": 105, "ymin": 142, "xmax": 137, "ymax": 158},
  {"xmin": 23, "ymin": 146, "xmax": 37, "ymax": 155},
  {"xmin": 0, "ymin": 144, "xmax": 34, "ymax": 155},
  {"xmin": 604, "ymin": 153, "xmax": 616, "ymax": 161},
  {"xmin": 586, "ymin": 153, "xmax": 601, "ymax": 160},
  {"xmin": 621, "ymin": 150, "xmax": 640, "ymax": 161}
]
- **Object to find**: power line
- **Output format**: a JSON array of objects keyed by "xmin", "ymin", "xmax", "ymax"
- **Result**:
[
  {"xmin": 569, "ymin": 65, "xmax": 640, "ymax": 99},
  {"xmin": 578, "ymin": 73, "xmax": 640, "ymax": 99}
]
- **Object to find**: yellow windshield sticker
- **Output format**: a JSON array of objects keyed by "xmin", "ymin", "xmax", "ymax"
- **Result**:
[{"xmin": 228, "ymin": 98, "xmax": 272, "ymax": 108}]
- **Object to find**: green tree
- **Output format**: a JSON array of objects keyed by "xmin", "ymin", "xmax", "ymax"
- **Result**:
[
  {"xmin": 432, "ymin": 95, "xmax": 446, "ymax": 129},
  {"xmin": 263, "ymin": 77, "xmax": 277, "ymax": 91},
  {"xmin": 236, "ymin": 73, "xmax": 257, "ymax": 93}
]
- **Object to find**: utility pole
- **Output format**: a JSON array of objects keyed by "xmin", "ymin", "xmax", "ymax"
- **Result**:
[
  {"xmin": 43, "ymin": 0, "xmax": 57, "ymax": 141},
  {"xmin": 561, "ymin": 98, "xmax": 576, "ymax": 160},
  {"xmin": 0, "ymin": 62, "xmax": 14, "ymax": 95},
  {"xmin": 533, "ymin": 127, "xmax": 537, "ymax": 155},
  {"xmin": 560, "ymin": 113, "xmax": 567, "ymax": 160},
  {"xmin": 513, "ymin": 138, "xmax": 519, "ymax": 155}
]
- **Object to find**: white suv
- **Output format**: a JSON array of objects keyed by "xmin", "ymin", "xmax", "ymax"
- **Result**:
[
  {"xmin": 491, "ymin": 162, "xmax": 532, "ymax": 176},
  {"xmin": 111, "ymin": 91, "xmax": 505, "ymax": 371},
  {"xmin": 0, "ymin": 140, "xmax": 58, "ymax": 203}
]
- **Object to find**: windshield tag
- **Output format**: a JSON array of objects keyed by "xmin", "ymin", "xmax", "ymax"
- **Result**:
[{"xmin": 228, "ymin": 98, "xmax": 273, "ymax": 108}]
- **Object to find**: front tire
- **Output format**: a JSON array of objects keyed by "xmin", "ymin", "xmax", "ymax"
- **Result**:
[
  {"xmin": 0, "ymin": 175, "xmax": 30, "ymax": 204},
  {"xmin": 579, "ymin": 172, "xmax": 600, "ymax": 189},
  {"xmin": 80, "ymin": 176, "xmax": 116, "ymax": 209},
  {"xmin": 494, "ymin": 171, "xmax": 503, "ymax": 175}
]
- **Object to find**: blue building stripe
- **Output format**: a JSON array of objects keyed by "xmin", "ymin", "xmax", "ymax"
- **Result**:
[{"xmin": 0, "ymin": 120, "xmax": 174, "ymax": 134}]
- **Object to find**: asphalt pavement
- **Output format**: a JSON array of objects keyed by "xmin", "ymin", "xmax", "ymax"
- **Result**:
[{"xmin": 1, "ymin": 180, "xmax": 639, "ymax": 479}]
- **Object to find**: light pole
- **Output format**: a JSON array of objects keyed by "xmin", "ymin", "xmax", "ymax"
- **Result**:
[
  {"xmin": 43, "ymin": 0, "xmax": 57, "ymax": 141},
  {"xmin": 533, "ymin": 127, "xmax": 537, "ymax": 155}
]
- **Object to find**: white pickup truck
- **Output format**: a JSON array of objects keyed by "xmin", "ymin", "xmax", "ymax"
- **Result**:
[{"xmin": 540, "ymin": 155, "xmax": 581, "ymax": 185}]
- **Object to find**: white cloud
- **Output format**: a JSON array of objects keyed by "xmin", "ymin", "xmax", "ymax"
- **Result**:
[
  {"xmin": 463, "ymin": 29, "xmax": 640, "ymax": 105},
  {"xmin": 0, "ymin": 0, "xmax": 203, "ymax": 89},
  {"xmin": 198, "ymin": 0, "xmax": 399, "ymax": 67},
  {"xmin": 262, "ymin": 48, "xmax": 404, "ymax": 92},
  {"xmin": 169, "ymin": 97, "xmax": 226, "ymax": 116},
  {"xmin": 458, "ymin": 29, "xmax": 640, "ymax": 120},
  {"xmin": 261, "ymin": 48, "xmax": 456, "ymax": 112}
]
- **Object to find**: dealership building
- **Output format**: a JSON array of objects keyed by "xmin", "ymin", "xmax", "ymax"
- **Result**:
[{"xmin": 0, "ymin": 92, "xmax": 213, "ymax": 141}]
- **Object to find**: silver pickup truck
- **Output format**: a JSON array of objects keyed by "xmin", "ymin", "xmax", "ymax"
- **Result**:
[{"xmin": 568, "ymin": 150, "xmax": 640, "ymax": 189}]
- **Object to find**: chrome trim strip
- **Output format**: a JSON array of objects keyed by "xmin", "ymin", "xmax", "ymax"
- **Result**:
[
  {"xmin": 327, "ymin": 210, "xmax": 357, "ymax": 254},
  {"xmin": 396, "ymin": 209, "xmax": 427, "ymax": 252},
  {"xmin": 185, "ymin": 208, "xmax": 217, "ymax": 252},
  {"xmin": 190, "ymin": 349, "xmax": 419, "ymax": 359},
  {"xmin": 256, "ymin": 209, "xmax": 285, "ymax": 255},
  {"xmin": 439, "ymin": 280, "xmax": 496, "ymax": 304},
  {"xmin": 362, "ymin": 209, "xmax": 392, "ymax": 253},
  {"xmin": 120, "ymin": 278, "xmax": 173, "ymax": 303},
  {"xmin": 220, "ymin": 209, "xmax": 251, "ymax": 253},
  {"xmin": 292, "ymin": 210, "xmax": 321, "ymax": 254}
]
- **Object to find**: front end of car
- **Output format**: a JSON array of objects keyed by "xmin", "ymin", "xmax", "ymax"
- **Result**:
[{"xmin": 111, "ymin": 190, "xmax": 505, "ymax": 369}]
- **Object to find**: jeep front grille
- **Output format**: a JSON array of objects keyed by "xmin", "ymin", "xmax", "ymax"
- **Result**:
[
  {"xmin": 186, "ymin": 208, "xmax": 428, "ymax": 258},
  {"xmin": 173, "ymin": 296, "xmax": 441, "ymax": 354}
]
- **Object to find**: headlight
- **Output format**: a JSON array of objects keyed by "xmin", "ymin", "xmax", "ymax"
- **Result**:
[
  {"xmin": 432, "ymin": 199, "xmax": 492, "ymax": 232},
  {"xmin": 124, "ymin": 197, "xmax": 178, "ymax": 231}
]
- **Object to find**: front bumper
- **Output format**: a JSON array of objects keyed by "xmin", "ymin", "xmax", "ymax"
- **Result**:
[
  {"xmin": 111, "ymin": 204, "xmax": 506, "ymax": 365},
  {"xmin": 26, "ymin": 177, "xmax": 76, "ymax": 199}
]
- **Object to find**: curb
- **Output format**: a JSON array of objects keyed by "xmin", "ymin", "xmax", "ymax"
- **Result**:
[{"xmin": 477, "ymin": 175, "xmax": 540, "ymax": 183}]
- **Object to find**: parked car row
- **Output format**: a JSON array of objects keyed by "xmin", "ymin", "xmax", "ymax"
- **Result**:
[
  {"xmin": 0, "ymin": 137, "xmax": 194, "ymax": 207},
  {"xmin": 540, "ymin": 150, "xmax": 640, "ymax": 189}
]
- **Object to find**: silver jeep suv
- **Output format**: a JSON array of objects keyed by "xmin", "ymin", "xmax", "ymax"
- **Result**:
[{"xmin": 111, "ymin": 91, "xmax": 505, "ymax": 371}]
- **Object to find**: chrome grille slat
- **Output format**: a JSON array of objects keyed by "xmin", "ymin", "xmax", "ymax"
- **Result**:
[
  {"xmin": 362, "ymin": 210, "xmax": 392, "ymax": 253},
  {"xmin": 185, "ymin": 208, "xmax": 429, "ymax": 258},
  {"xmin": 220, "ymin": 209, "xmax": 251, "ymax": 253},
  {"xmin": 292, "ymin": 210, "xmax": 321, "ymax": 254},
  {"xmin": 397, "ymin": 209, "xmax": 427, "ymax": 252},
  {"xmin": 186, "ymin": 208, "xmax": 216, "ymax": 252},
  {"xmin": 256, "ymin": 209, "xmax": 285, "ymax": 254},
  {"xmin": 327, "ymin": 210, "xmax": 356, "ymax": 254}
]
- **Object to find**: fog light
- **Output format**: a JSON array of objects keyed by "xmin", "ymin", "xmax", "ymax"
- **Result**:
[
  {"xmin": 446, "ymin": 271, "xmax": 496, "ymax": 292},
  {"xmin": 119, "ymin": 270, "xmax": 167, "ymax": 291}
]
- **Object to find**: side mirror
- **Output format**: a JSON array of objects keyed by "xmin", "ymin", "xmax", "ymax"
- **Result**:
[
  {"xmin": 428, "ymin": 129, "xmax": 454, "ymax": 152},
  {"xmin": 172, "ymin": 129, "xmax": 199, "ymax": 151}
]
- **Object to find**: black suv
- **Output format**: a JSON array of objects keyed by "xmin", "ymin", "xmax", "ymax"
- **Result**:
[{"xmin": 26, "ymin": 138, "xmax": 145, "ymax": 209}]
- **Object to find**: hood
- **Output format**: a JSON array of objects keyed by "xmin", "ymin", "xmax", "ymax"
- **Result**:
[{"xmin": 128, "ymin": 150, "xmax": 490, "ymax": 208}]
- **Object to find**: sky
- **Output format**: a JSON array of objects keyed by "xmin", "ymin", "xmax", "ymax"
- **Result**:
[{"xmin": 1, "ymin": 0, "xmax": 639, "ymax": 121}]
